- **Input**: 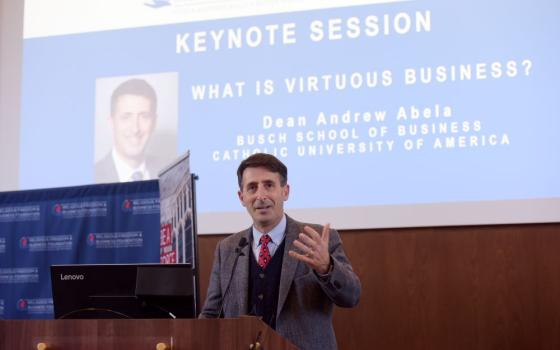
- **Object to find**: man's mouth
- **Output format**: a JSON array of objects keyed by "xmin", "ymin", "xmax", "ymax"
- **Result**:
[{"xmin": 126, "ymin": 136, "xmax": 143, "ymax": 144}]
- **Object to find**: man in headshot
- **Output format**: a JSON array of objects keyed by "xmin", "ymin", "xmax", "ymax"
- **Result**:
[
  {"xmin": 95, "ymin": 78, "xmax": 166, "ymax": 183},
  {"xmin": 200, "ymin": 153, "xmax": 361, "ymax": 350}
]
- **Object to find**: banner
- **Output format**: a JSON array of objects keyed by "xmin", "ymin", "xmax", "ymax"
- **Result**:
[
  {"xmin": 0, "ymin": 181, "xmax": 160, "ymax": 319},
  {"xmin": 159, "ymin": 152, "xmax": 195, "ymax": 265}
]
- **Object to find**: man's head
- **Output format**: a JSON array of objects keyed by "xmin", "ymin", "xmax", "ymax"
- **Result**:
[
  {"xmin": 237, "ymin": 153, "xmax": 289, "ymax": 232},
  {"xmin": 109, "ymin": 78, "xmax": 157, "ymax": 167}
]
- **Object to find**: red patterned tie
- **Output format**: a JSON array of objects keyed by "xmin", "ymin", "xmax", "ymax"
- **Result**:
[{"xmin": 258, "ymin": 234, "xmax": 272, "ymax": 269}]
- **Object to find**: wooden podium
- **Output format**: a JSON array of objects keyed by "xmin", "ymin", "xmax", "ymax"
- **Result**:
[{"xmin": 0, "ymin": 316, "xmax": 298, "ymax": 350}]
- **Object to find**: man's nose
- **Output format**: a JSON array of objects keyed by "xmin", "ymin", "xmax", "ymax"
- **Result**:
[
  {"xmin": 255, "ymin": 186, "xmax": 268, "ymax": 200},
  {"xmin": 130, "ymin": 115, "xmax": 141, "ymax": 133}
]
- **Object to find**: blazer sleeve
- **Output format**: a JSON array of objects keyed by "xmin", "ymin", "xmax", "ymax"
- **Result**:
[
  {"xmin": 199, "ymin": 242, "xmax": 223, "ymax": 318},
  {"xmin": 315, "ymin": 227, "xmax": 361, "ymax": 308}
]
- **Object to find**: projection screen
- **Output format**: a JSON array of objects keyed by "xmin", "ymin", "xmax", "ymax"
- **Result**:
[{"xmin": 9, "ymin": 0, "xmax": 560, "ymax": 233}]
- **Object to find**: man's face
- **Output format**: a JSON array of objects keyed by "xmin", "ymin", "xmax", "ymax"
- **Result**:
[
  {"xmin": 238, "ymin": 167, "xmax": 289, "ymax": 232},
  {"xmin": 110, "ymin": 94, "xmax": 156, "ymax": 162}
]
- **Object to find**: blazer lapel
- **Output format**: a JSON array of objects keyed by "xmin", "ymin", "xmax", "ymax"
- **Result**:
[{"xmin": 276, "ymin": 216, "xmax": 301, "ymax": 317}]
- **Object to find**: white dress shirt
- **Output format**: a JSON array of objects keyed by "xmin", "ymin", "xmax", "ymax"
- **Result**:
[
  {"xmin": 111, "ymin": 149, "xmax": 150, "ymax": 182},
  {"xmin": 251, "ymin": 214, "xmax": 287, "ymax": 261}
]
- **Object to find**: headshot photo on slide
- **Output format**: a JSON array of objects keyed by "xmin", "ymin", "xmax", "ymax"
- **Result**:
[{"xmin": 94, "ymin": 72, "xmax": 179, "ymax": 183}]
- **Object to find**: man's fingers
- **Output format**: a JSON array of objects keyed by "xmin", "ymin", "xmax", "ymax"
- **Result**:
[
  {"xmin": 303, "ymin": 225, "xmax": 321, "ymax": 242},
  {"xmin": 293, "ymin": 239, "xmax": 312, "ymax": 254},
  {"xmin": 292, "ymin": 224, "xmax": 332, "ymax": 273},
  {"xmin": 322, "ymin": 223, "xmax": 331, "ymax": 243},
  {"xmin": 298, "ymin": 232, "xmax": 316, "ymax": 247},
  {"xmin": 288, "ymin": 250, "xmax": 314, "ymax": 264}
]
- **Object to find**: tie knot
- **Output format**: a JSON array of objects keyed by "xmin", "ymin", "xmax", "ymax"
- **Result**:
[{"xmin": 259, "ymin": 234, "xmax": 271, "ymax": 246}]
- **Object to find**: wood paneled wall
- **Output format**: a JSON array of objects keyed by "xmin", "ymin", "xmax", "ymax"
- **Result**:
[{"xmin": 196, "ymin": 223, "xmax": 560, "ymax": 350}]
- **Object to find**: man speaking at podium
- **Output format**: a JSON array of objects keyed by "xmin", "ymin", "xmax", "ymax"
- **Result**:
[{"xmin": 200, "ymin": 153, "xmax": 361, "ymax": 350}]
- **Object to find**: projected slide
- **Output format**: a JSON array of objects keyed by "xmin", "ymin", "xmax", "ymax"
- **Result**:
[{"xmin": 20, "ymin": 0, "xmax": 560, "ymax": 232}]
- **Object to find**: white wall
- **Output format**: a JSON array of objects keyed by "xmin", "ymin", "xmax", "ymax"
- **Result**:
[{"xmin": 0, "ymin": 0, "xmax": 23, "ymax": 191}]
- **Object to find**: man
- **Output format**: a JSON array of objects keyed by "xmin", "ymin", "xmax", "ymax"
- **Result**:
[
  {"xmin": 200, "ymin": 153, "xmax": 361, "ymax": 350},
  {"xmin": 95, "ymin": 78, "xmax": 165, "ymax": 183}
]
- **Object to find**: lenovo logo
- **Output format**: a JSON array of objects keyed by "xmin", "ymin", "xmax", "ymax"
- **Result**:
[{"xmin": 60, "ymin": 273, "xmax": 84, "ymax": 281}]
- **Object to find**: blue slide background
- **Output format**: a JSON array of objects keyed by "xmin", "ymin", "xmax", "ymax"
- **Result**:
[{"xmin": 19, "ymin": 0, "xmax": 560, "ymax": 214}]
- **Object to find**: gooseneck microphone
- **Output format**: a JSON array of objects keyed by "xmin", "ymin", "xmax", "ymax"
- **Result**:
[{"xmin": 217, "ymin": 237, "xmax": 249, "ymax": 318}]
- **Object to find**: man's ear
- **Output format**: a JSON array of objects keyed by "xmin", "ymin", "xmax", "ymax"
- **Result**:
[
  {"xmin": 283, "ymin": 184, "xmax": 290, "ymax": 201},
  {"xmin": 238, "ymin": 190, "xmax": 246, "ymax": 207}
]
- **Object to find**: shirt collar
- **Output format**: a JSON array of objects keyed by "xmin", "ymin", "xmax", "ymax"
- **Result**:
[
  {"xmin": 111, "ymin": 149, "xmax": 148, "ymax": 182},
  {"xmin": 252, "ymin": 214, "xmax": 287, "ymax": 247}
]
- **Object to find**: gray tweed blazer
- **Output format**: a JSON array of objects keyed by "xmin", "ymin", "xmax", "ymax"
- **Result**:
[{"xmin": 200, "ymin": 215, "xmax": 361, "ymax": 350}]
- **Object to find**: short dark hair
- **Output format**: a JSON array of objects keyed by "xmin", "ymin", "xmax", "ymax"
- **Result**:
[
  {"xmin": 110, "ymin": 78, "xmax": 157, "ymax": 115},
  {"xmin": 237, "ymin": 153, "xmax": 288, "ymax": 189}
]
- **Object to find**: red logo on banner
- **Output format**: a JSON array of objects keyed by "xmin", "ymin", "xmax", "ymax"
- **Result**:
[
  {"xmin": 19, "ymin": 236, "xmax": 29, "ymax": 249},
  {"xmin": 160, "ymin": 224, "xmax": 172, "ymax": 247},
  {"xmin": 52, "ymin": 204, "xmax": 63, "ymax": 215},
  {"xmin": 160, "ymin": 223, "xmax": 176, "ymax": 263},
  {"xmin": 160, "ymin": 251, "xmax": 177, "ymax": 264},
  {"xmin": 87, "ymin": 233, "xmax": 96, "ymax": 247},
  {"xmin": 122, "ymin": 199, "xmax": 133, "ymax": 211},
  {"xmin": 17, "ymin": 299, "xmax": 28, "ymax": 311}
]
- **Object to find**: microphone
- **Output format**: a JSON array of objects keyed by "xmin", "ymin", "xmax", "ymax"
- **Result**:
[
  {"xmin": 217, "ymin": 237, "xmax": 248, "ymax": 318},
  {"xmin": 235, "ymin": 237, "xmax": 248, "ymax": 255}
]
